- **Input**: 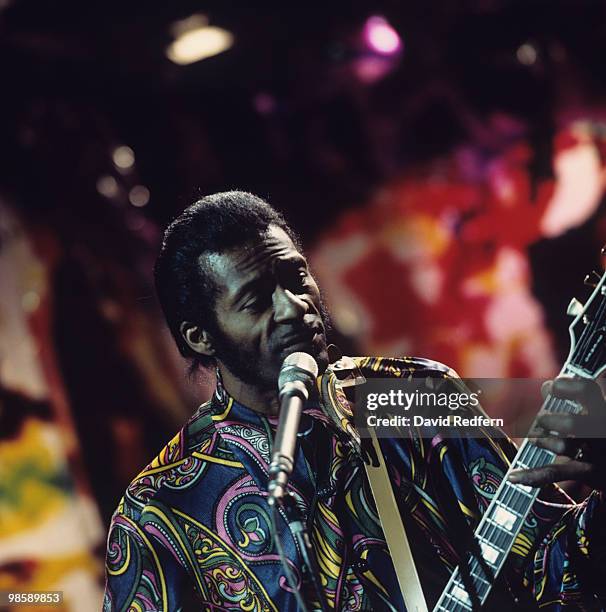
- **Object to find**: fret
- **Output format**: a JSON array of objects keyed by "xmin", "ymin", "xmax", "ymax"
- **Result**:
[
  {"xmin": 470, "ymin": 571, "xmax": 491, "ymax": 586},
  {"xmin": 456, "ymin": 576, "xmax": 489, "ymax": 600},
  {"xmin": 478, "ymin": 534, "xmax": 504, "ymax": 550},
  {"xmin": 499, "ymin": 493, "xmax": 531, "ymax": 516},
  {"xmin": 506, "ymin": 481, "xmax": 534, "ymax": 497},
  {"xmin": 478, "ymin": 539, "xmax": 501, "ymax": 565},
  {"xmin": 490, "ymin": 504, "xmax": 518, "ymax": 531},
  {"xmin": 481, "ymin": 503, "xmax": 523, "ymax": 535},
  {"xmin": 451, "ymin": 584, "xmax": 472, "ymax": 608},
  {"xmin": 482, "ymin": 522, "xmax": 511, "ymax": 546},
  {"xmin": 532, "ymin": 446, "xmax": 555, "ymax": 467},
  {"xmin": 445, "ymin": 590, "xmax": 473, "ymax": 611},
  {"xmin": 501, "ymin": 486, "xmax": 531, "ymax": 509},
  {"xmin": 439, "ymin": 564, "xmax": 494, "ymax": 611},
  {"xmin": 482, "ymin": 525, "xmax": 514, "ymax": 555},
  {"xmin": 564, "ymin": 364, "xmax": 593, "ymax": 378},
  {"xmin": 520, "ymin": 444, "xmax": 552, "ymax": 466},
  {"xmin": 485, "ymin": 516, "xmax": 513, "ymax": 537},
  {"xmin": 495, "ymin": 499, "xmax": 523, "ymax": 516}
]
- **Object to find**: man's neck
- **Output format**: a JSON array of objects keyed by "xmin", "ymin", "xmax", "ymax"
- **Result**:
[{"xmin": 218, "ymin": 365, "xmax": 280, "ymax": 416}]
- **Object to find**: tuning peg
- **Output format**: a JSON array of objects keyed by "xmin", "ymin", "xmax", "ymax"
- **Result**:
[
  {"xmin": 567, "ymin": 297, "xmax": 585, "ymax": 317},
  {"xmin": 584, "ymin": 271, "xmax": 602, "ymax": 288},
  {"xmin": 602, "ymin": 245, "xmax": 606, "ymax": 256}
]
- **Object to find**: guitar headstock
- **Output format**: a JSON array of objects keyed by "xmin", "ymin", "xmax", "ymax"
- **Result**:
[{"xmin": 567, "ymin": 255, "xmax": 606, "ymax": 378}]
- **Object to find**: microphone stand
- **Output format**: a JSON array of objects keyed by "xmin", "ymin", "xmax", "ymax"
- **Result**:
[
  {"xmin": 279, "ymin": 492, "xmax": 330, "ymax": 612},
  {"xmin": 267, "ymin": 353, "xmax": 328, "ymax": 611}
]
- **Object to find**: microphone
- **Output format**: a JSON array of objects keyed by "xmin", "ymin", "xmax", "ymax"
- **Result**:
[{"xmin": 267, "ymin": 352, "xmax": 318, "ymax": 506}]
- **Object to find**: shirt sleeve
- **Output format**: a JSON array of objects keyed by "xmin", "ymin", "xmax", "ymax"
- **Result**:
[
  {"xmin": 103, "ymin": 509, "xmax": 188, "ymax": 612},
  {"xmin": 520, "ymin": 489, "xmax": 606, "ymax": 608}
]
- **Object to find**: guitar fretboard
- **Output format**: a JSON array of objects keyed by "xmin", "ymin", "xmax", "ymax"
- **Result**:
[
  {"xmin": 434, "ymin": 387, "xmax": 583, "ymax": 611},
  {"xmin": 434, "ymin": 272, "xmax": 606, "ymax": 610}
]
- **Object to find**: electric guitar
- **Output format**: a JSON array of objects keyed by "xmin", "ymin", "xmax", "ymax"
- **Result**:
[{"xmin": 433, "ymin": 267, "xmax": 606, "ymax": 611}]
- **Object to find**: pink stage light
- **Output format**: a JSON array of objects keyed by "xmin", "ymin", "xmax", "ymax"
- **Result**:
[{"xmin": 363, "ymin": 16, "xmax": 402, "ymax": 56}]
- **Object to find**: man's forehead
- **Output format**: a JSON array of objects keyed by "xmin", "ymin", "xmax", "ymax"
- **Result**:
[{"xmin": 203, "ymin": 225, "xmax": 304, "ymax": 293}]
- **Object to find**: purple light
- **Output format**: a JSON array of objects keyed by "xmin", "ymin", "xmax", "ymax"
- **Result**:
[
  {"xmin": 253, "ymin": 92, "xmax": 276, "ymax": 115},
  {"xmin": 364, "ymin": 16, "xmax": 402, "ymax": 56}
]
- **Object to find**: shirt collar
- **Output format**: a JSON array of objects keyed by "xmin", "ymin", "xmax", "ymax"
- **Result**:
[{"xmin": 210, "ymin": 366, "xmax": 333, "ymax": 432}]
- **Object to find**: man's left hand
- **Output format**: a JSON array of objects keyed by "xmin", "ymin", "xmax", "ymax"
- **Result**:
[{"xmin": 508, "ymin": 377, "xmax": 606, "ymax": 491}]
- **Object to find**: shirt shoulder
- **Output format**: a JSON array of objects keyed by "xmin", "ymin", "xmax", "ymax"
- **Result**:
[
  {"xmin": 113, "ymin": 399, "xmax": 218, "ymax": 522},
  {"xmin": 352, "ymin": 355, "xmax": 459, "ymax": 379}
]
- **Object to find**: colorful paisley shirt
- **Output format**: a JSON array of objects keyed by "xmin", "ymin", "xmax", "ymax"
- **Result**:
[{"xmin": 104, "ymin": 357, "xmax": 606, "ymax": 611}]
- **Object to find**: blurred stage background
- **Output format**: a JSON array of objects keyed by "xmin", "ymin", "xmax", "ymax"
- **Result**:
[{"xmin": 2, "ymin": 0, "xmax": 606, "ymax": 609}]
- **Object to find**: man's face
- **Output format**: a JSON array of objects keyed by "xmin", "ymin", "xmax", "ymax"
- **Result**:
[{"xmin": 204, "ymin": 225, "xmax": 329, "ymax": 390}]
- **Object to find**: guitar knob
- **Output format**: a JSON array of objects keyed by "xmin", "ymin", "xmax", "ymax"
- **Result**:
[
  {"xmin": 584, "ymin": 271, "xmax": 602, "ymax": 287},
  {"xmin": 567, "ymin": 297, "xmax": 584, "ymax": 317}
]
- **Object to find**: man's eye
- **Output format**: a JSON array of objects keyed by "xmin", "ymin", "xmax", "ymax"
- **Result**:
[
  {"xmin": 243, "ymin": 293, "xmax": 272, "ymax": 312},
  {"xmin": 243, "ymin": 300, "xmax": 262, "ymax": 312},
  {"xmin": 295, "ymin": 269, "xmax": 309, "ymax": 286}
]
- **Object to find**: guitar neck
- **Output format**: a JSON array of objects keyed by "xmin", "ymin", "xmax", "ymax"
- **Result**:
[{"xmin": 434, "ymin": 368, "xmax": 585, "ymax": 611}]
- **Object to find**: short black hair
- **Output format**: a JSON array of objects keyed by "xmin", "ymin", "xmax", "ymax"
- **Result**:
[{"xmin": 154, "ymin": 191, "xmax": 301, "ymax": 370}]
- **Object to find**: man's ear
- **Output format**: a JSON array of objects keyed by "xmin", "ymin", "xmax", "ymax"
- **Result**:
[{"xmin": 180, "ymin": 322, "xmax": 215, "ymax": 357}]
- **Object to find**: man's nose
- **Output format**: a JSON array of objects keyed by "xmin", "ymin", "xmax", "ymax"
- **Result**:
[{"xmin": 273, "ymin": 287, "xmax": 308, "ymax": 323}]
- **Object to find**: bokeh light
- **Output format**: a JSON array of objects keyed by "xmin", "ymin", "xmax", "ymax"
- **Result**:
[
  {"xmin": 128, "ymin": 185, "xmax": 150, "ymax": 207},
  {"xmin": 96, "ymin": 175, "xmax": 119, "ymax": 198},
  {"xmin": 112, "ymin": 146, "xmax": 135, "ymax": 170},
  {"xmin": 166, "ymin": 14, "xmax": 234, "ymax": 65},
  {"xmin": 363, "ymin": 16, "xmax": 402, "ymax": 56}
]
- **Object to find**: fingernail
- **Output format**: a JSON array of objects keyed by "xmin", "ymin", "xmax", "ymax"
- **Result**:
[{"xmin": 508, "ymin": 472, "xmax": 521, "ymax": 483}]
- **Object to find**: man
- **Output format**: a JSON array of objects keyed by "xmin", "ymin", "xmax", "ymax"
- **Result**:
[{"xmin": 104, "ymin": 191, "xmax": 606, "ymax": 611}]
